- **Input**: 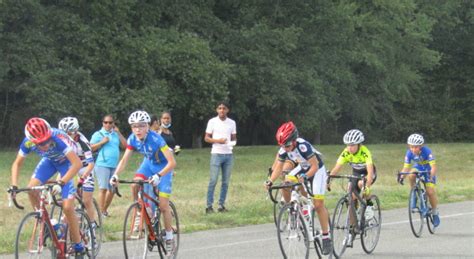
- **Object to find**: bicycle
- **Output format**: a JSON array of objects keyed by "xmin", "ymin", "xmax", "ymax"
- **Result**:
[
  {"xmin": 329, "ymin": 174, "xmax": 381, "ymax": 258},
  {"xmin": 50, "ymin": 182, "xmax": 103, "ymax": 257},
  {"xmin": 397, "ymin": 171, "xmax": 437, "ymax": 237},
  {"xmin": 268, "ymin": 179, "xmax": 330, "ymax": 259},
  {"xmin": 114, "ymin": 179, "xmax": 180, "ymax": 259},
  {"xmin": 7, "ymin": 184, "xmax": 95, "ymax": 259},
  {"xmin": 266, "ymin": 168, "xmax": 285, "ymax": 227}
]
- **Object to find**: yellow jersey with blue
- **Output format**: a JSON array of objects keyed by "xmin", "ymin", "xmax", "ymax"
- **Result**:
[{"xmin": 336, "ymin": 145, "xmax": 373, "ymax": 171}]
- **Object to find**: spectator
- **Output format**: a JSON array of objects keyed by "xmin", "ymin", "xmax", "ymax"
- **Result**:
[
  {"xmin": 204, "ymin": 101, "xmax": 237, "ymax": 213},
  {"xmin": 158, "ymin": 111, "xmax": 180, "ymax": 155},
  {"xmin": 150, "ymin": 115, "xmax": 160, "ymax": 133},
  {"xmin": 90, "ymin": 114, "xmax": 126, "ymax": 217}
]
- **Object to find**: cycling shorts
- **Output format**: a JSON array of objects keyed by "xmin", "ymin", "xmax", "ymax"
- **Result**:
[
  {"xmin": 78, "ymin": 167, "xmax": 95, "ymax": 192},
  {"xmin": 31, "ymin": 158, "xmax": 76, "ymax": 200},
  {"xmin": 135, "ymin": 158, "xmax": 173, "ymax": 198}
]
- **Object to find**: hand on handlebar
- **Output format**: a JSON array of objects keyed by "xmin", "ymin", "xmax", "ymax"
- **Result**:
[
  {"xmin": 397, "ymin": 174, "xmax": 404, "ymax": 185},
  {"xmin": 110, "ymin": 175, "xmax": 119, "ymax": 186},
  {"xmin": 264, "ymin": 180, "xmax": 273, "ymax": 190}
]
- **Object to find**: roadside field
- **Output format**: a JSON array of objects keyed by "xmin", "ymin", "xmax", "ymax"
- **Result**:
[{"xmin": 0, "ymin": 143, "xmax": 472, "ymax": 254}]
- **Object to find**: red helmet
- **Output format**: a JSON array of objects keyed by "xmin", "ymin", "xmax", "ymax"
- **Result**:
[
  {"xmin": 275, "ymin": 121, "xmax": 298, "ymax": 146},
  {"xmin": 24, "ymin": 117, "xmax": 52, "ymax": 144}
]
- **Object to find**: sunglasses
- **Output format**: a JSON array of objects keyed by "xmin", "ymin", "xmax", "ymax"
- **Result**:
[
  {"xmin": 37, "ymin": 139, "xmax": 52, "ymax": 147},
  {"xmin": 103, "ymin": 121, "xmax": 114, "ymax": 124}
]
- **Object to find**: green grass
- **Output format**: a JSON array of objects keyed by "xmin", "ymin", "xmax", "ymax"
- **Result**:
[{"xmin": 1, "ymin": 143, "xmax": 473, "ymax": 254}]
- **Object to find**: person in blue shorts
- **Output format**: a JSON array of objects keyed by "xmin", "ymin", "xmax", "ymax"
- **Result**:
[
  {"xmin": 10, "ymin": 117, "xmax": 86, "ymax": 255},
  {"xmin": 398, "ymin": 133, "xmax": 440, "ymax": 227},
  {"xmin": 110, "ymin": 110, "xmax": 176, "ymax": 253}
]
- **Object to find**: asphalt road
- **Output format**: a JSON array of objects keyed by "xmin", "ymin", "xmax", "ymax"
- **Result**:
[{"xmin": 3, "ymin": 201, "xmax": 473, "ymax": 258}]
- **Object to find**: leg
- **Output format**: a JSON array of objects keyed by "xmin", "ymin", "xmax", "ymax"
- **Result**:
[
  {"xmin": 218, "ymin": 154, "xmax": 234, "ymax": 208},
  {"xmin": 26, "ymin": 178, "xmax": 42, "ymax": 210},
  {"xmin": 314, "ymin": 199, "xmax": 330, "ymax": 233},
  {"xmin": 63, "ymin": 198, "xmax": 81, "ymax": 243},
  {"xmin": 207, "ymin": 154, "xmax": 221, "ymax": 208},
  {"xmin": 82, "ymin": 191, "xmax": 95, "ymax": 222},
  {"xmin": 281, "ymin": 161, "xmax": 296, "ymax": 203},
  {"xmin": 426, "ymin": 185, "xmax": 438, "ymax": 210}
]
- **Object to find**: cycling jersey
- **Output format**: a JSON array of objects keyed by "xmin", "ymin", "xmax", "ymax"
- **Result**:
[
  {"xmin": 127, "ymin": 131, "xmax": 170, "ymax": 165},
  {"xmin": 336, "ymin": 145, "xmax": 373, "ymax": 171},
  {"xmin": 71, "ymin": 132, "xmax": 94, "ymax": 167},
  {"xmin": 278, "ymin": 138, "xmax": 324, "ymax": 170},
  {"xmin": 403, "ymin": 146, "xmax": 436, "ymax": 172},
  {"xmin": 19, "ymin": 128, "xmax": 74, "ymax": 165}
]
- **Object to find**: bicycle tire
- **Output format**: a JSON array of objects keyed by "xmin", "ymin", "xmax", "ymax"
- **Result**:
[
  {"xmin": 73, "ymin": 208, "xmax": 96, "ymax": 258},
  {"xmin": 426, "ymin": 208, "xmax": 437, "ymax": 234},
  {"xmin": 123, "ymin": 202, "xmax": 148, "ymax": 259},
  {"xmin": 273, "ymin": 188, "xmax": 284, "ymax": 227},
  {"xmin": 408, "ymin": 188, "xmax": 423, "ymax": 237},
  {"xmin": 15, "ymin": 212, "xmax": 57, "ymax": 259},
  {"xmin": 276, "ymin": 203, "xmax": 310, "ymax": 259},
  {"xmin": 91, "ymin": 198, "xmax": 103, "ymax": 256},
  {"xmin": 360, "ymin": 195, "xmax": 381, "ymax": 254},
  {"xmin": 157, "ymin": 200, "xmax": 180, "ymax": 259},
  {"xmin": 331, "ymin": 196, "xmax": 350, "ymax": 259}
]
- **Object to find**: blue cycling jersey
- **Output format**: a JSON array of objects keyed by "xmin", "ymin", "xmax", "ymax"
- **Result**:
[
  {"xmin": 404, "ymin": 146, "xmax": 436, "ymax": 172},
  {"xmin": 126, "ymin": 131, "xmax": 169, "ymax": 165},
  {"xmin": 19, "ymin": 128, "xmax": 74, "ymax": 165}
]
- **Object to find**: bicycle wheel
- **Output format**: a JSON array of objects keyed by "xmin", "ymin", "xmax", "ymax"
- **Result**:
[
  {"xmin": 91, "ymin": 198, "xmax": 103, "ymax": 256},
  {"xmin": 273, "ymin": 189, "xmax": 285, "ymax": 227},
  {"xmin": 123, "ymin": 202, "xmax": 148, "ymax": 258},
  {"xmin": 361, "ymin": 195, "xmax": 381, "ymax": 254},
  {"xmin": 408, "ymin": 188, "xmax": 423, "ymax": 237},
  {"xmin": 331, "ymin": 196, "xmax": 350, "ymax": 258},
  {"xmin": 70, "ymin": 209, "xmax": 95, "ymax": 258},
  {"xmin": 157, "ymin": 201, "xmax": 180, "ymax": 259},
  {"xmin": 276, "ymin": 203, "xmax": 310, "ymax": 259},
  {"xmin": 426, "ymin": 208, "xmax": 437, "ymax": 234},
  {"xmin": 15, "ymin": 212, "xmax": 57, "ymax": 258}
]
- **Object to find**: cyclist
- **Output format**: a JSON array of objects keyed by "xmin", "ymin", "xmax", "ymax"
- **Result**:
[
  {"xmin": 10, "ymin": 117, "xmax": 86, "ymax": 255},
  {"xmin": 328, "ymin": 129, "xmax": 376, "ymax": 246},
  {"xmin": 265, "ymin": 121, "xmax": 332, "ymax": 255},
  {"xmin": 58, "ymin": 117, "xmax": 98, "ymax": 228},
  {"xmin": 110, "ymin": 110, "xmax": 177, "ymax": 253},
  {"xmin": 398, "ymin": 133, "xmax": 440, "ymax": 227}
]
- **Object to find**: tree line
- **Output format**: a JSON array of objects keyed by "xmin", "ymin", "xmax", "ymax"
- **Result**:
[{"xmin": 0, "ymin": 0, "xmax": 472, "ymax": 147}]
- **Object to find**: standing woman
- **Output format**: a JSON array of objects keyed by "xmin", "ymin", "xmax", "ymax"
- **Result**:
[{"xmin": 158, "ymin": 111, "xmax": 180, "ymax": 155}]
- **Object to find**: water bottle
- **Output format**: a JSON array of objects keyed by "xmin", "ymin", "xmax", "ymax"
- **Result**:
[{"xmin": 51, "ymin": 219, "xmax": 65, "ymax": 240}]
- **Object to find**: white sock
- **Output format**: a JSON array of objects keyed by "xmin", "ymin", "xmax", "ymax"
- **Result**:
[{"xmin": 166, "ymin": 230, "xmax": 173, "ymax": 240}]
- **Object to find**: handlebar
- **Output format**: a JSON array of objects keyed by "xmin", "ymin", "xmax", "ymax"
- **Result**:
[
  {"xmin": 267, "ymin": 179, "xmax": 313, "ymax": 204},
  {"xmin": 113, "ymin": 179, "xmax": 160, "ymax": 198},
  {"xmin": 7, "ymin": 184, "xmax": 61, "ymax": 210}
]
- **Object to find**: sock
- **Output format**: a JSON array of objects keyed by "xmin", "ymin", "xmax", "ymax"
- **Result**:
[
  {"xmin": 322, "ymin": 232, "xmax": 330, "ymax": 239},
  {"xmin": 166, "ymin": 230, "xmax": 173, "ymax": 240},
  {"xmin": 431, "ymin": 208, "xmax": 438, "ymax": 215}
]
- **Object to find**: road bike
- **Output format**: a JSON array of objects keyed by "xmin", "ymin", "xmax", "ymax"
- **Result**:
[
  {"xmin": 329, "ymin": 174, "xmax": 381, "ymax": 258},
  {"xmin": 397, "ymin": 171, "xmax": 437, "ymax": 237},
  {"xmin": 269, "ymin": 179, "xmax": 330, "ymax": 259},
  {"xmin": 115, "ymin": 179, "xmax": 180, "ymax": 259},
  {"xmin": 50, "ymin": 182, "xmax": 103, "ymax": 257},
  {"xmin": 8, "ymin": 184, "xmax": 95, "ymax": 259}
]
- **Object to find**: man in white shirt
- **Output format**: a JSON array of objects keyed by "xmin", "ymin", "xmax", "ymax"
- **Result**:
[{"xmin": 204, "ymin": 101, "xmax": 237, "ymax": 213}]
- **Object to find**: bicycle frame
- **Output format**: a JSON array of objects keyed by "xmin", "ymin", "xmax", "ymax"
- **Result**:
[{"xmin": 8, "ymin": 185, "xmax": 68, "ymax": 258}]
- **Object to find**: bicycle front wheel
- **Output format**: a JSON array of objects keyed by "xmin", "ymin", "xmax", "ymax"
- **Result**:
[
  {"xmin": 331, "ymin": 196, "xmax": 350, "ymax": 258},
  {"xmin": 276, "ymin": 203, "xmax": 309, "ymax": 259},
  {"xmin": 15, "ymin": 212, "xmax": 57, "ymax": 259},
  {"xmin": 91, "ymin": 198, "xmax": 103, "ymax": 256},
  {"xmin": 272, "ymin": 189, "xmax": 285, "ymax": 227},
  {"xmin": 157, "ymin": 201, "xmax": 180, "ymax": 259},
  {"xmin": 408, "ymin": 188, "xmax": 423, "ymax": 237},
  {"xmin": 361, "ymin": 195, "xmax": 381, "ymax": 254},
  {"xmin": 123, "ymin": 202, "xmax": 148, "ymax": 259}
]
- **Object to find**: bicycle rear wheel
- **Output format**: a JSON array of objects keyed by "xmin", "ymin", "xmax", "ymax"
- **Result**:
[
  {"xmin": 361, "ymin": 195, "xmax": 381, "ymax": 254},
  {"xmin": 408, "ymin": 188, "xmax": 423, "ymax": 237},
  {"xmin": 15, "ymin": 212, "xmax": 57, "ymax": 258},
  {"xmin": 426, "ymin": 209, "xmax": 437, "ymax": 234},
  {"xmin": 331, "ymin": 196, "xmax": 350, "ymax": 259},
  {"xmin": 276, "ymin": 203, "xmax": 309, "ymax": 259},
  {"xmin": 157, "ymin": 201, "xmax": 180, "ymax": 259},
  {"xmin": 123, "ymin": 202, "xmax": 148, "ymax": 258}
]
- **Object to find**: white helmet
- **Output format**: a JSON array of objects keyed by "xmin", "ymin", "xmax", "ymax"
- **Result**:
[
  {"xmin": 407, "ymin": 133, "xmax": 424, "ymax": 145},
  {"xmin": 58, "ymin": 117, "xmax": 79, "ymax": 133},
  {"xmin": 343, "ymin": 129, "xmax": 365, "ymax": 145},
  {"xmin": 128, "ymin": 110, "xmax": 151, "ymax": 124}
]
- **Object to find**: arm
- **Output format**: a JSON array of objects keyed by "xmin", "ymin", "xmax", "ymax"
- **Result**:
[
  {"xmin": 114, "ymin": 127, "xmax": 127, "ymax": 149},
  {"xmin": 90, "ymin": 135, "xmax": 109, "ymax": 152},
  {"xmin": 430, "ymin": 163, "xmax": 437, "ymax": 181},
  {"xmin": 11, "ymin": 154, "xmax": 26, "ymax": 187},
  {"xmin": 329, "ymin": 163, "xmax": 343, "ymax": 177},
  {"xmin": 231, "ymin": 133, "xmax": 237, "ymax": 142},
  {"xmin": 204, "ymin": 132, "xmax": 226, "ymax": 144},
  {"xmin": 60, "ymin": 151, "xmax": 82, "ymax": 183},
  {"xmin": 304, "ymin": 156, "xmax": 319, "ymax": 178},
  {"xmin": 81, "ymin": 162, "xmax": 95, "ymax": 179},
  {"xmin": 366, "ymin": 163, "xmax": 375, "ymax": 187},
  {"xmin": 113, "ymin": 148, "xmax": 134, "ymax": 177},
  {"xmin": 156, "ymin": 148, "xmax": 176, "ymax": 177}
]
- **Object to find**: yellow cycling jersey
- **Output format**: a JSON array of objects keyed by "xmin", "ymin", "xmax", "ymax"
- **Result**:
[{"xmin": 336, "ymin": 145, "xmax": 373, "ymax": 171}]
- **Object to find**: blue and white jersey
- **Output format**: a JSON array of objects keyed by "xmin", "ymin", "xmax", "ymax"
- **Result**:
[
  {"xmin": 19, "ymin": 128, "xmax": 75, "ymax": 165},
  {"xmin": 403, "ymin": 146, "xmax": 436, "ymax": 172},
  {"xmin": 126, "ymin": 131, "xmax": 169, "ymax": 165},
  {"xmin": 278, "ymin": 138, "xmax": 324, "ymax": 170}
]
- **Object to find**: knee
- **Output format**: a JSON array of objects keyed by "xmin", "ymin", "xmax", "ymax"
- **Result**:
[{"xmin": 313, "ymin": 200, "xmax": 325, "ymax": 211}]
